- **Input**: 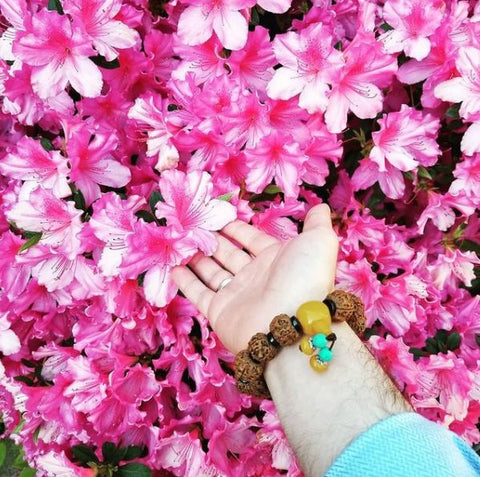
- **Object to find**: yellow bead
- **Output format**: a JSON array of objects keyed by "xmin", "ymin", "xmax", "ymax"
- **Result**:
[
  {"xmin": 310, "ymin": 355, "xmax": 328, "ymax": 372},
  {"xmin": 299, "ymin": 336, "xmax": 314, "ymax": 355},
  {"xmin": 296, "ymin": 301, "xmax": 332, "ymax": 336}
]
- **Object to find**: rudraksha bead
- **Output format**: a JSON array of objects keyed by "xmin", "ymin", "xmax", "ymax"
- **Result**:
[
  {"xmin": 234, "ymin": 350, "xmax": 264, "ymax": 383},
  {"xmin": 248, "ymin": 333, "xmax": 278, "ymax": 363},
  {"xmin": 236, "ymin": 375, "xmax": 271, "ymax": 399},
  {"xmin": 326, "ymin": 290, "xmax": 357, "ymax": 322},
  {"xmin": 346, "ymin": 295, "xmax": 366, "ymax": 336},
  {"xmin": 270, "ymin": 314, "xmax": 301, "ymax": 347}
]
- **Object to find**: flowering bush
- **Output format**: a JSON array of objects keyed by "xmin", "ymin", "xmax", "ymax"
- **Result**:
[{"xmin": 0, "ymin": 0, "xmax": 480, "ymax": 475}]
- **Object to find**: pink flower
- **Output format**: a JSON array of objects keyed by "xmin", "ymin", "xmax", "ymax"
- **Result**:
[
  {"xmin": 267, "ymin": 23, "xmax": 344, "ymax": 114},
  {"xmin": 370, "ymin": 105, "xmax": 441, "ymax": 172},
  {"xmin": 380, "ymin": 0, "xmax": 446, "ymax": 60},
  {"xmin": 172, "ymin": 37, "xmax": 226, "ymax": 85},
  {"xmin": 65, "ymin": 0, "xmax": 139, "ymax": 61},
  {"xmin": 434, "ymin": 47, "xmax": 480, "ymax": 121},
  {"xmin": 177, "ymin": 0, "xmax": 252, "ymax": 51},
  {"xmin": 156, "ymin": 170, "xmax": 237, "ymax": 255},
  {"xmin": 228, "ymin": 27, "xmax": 276, "ymax": 90},
  {"xmin": 0, "ymin": 231, "xmax": 30, "ymax": 300},
  {"xmin": 325, "ymin": 32, "xmax": 397, "ymax": 133},
  {"xmin": 121, "ymin": 221, "xmax": 197, "ymax": 307},
  {"xmin": 14, "ymin": 10, "xmax": 103, "ymax": 98},
  {"xmin": 416, "ymin": 352, "xmax": 473, "ymax": 420},
  {"xmin": 89, "ymin": 192, "xmax": 146, "ymax": 276},
  {"xmin": 368, "ymin": 335, "xmax": 420, "ymax": 391},
  {"xmin": 0, "ymin": 136, "xmax": 70, "ymax": 198},
  {"xmin": 352, "ymin": 157, "xmax": 406, "ymax": 199},
  {"xmin": 416, "ymin": 191, "xmax": 456, "ymax": 234},
  {"xmin": 0, "ymin": 0, "xmax": 30, "ymax": 61},
  {"xmin": 65, "ymin": 126, "xmax": 131, "ymax": 205},
  {"xmin": 128, "ymin": 94, "xmax": 179, "ymax": 172},
  {"xmin": 244, "ymin": 132, "xmax": 305, "ymax": 197},
  {"xmin": 0, "ymin": 312, "xmax": 21, "ymax": 356},
  {"xmin": 35, "ymin": 451, "xmax": 95, "ymax": 477},
  {"xmin": 450, "ymin": 155, "xmax": 480, "ymax": 200},
  {"xmin": 7, "ymin": 187, "xmax": 83, "ymax": 258}
]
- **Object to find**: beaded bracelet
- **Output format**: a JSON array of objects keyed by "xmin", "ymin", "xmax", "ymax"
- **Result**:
[{"xmin": 234, "ymin": 290, "xmax": 366, "ymax": 399}]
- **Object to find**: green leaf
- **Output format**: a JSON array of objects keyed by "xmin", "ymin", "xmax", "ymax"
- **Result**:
[
  {"xmin": 460, "ymin": 239, "xmax": 480, "ymax": 255},
  {"xmin": 446, "ymin": 332, "xmax": 461, "ymax": 351},
  {"xmin": 47, "ymin": 0, "xmax": 64, "ymax": 14},
  {"xmin": 72, "ymin": 445, "xmax": 99, "ymax": 465},
  {"xmin": 90, "ymin": 55, "xmax": 120, "ymax": 69},
  {"xmin": 19, "ymin": 468, "xmax": 36, "ymax": 477},
  {"xmin": 123, "ymin": 445, "xmax": 147, "ymax": 461},
  {"xmin": 425, "ymin": 338, "xmax": 438, "ymax": 354},
  {"xmin": 380, "ymin": 22, "xmax": 393, "ymax": 31},
  {"xmin": 215, "ymin": 193, "xmax": 233, "ymax": 202},
  {"xmin": 250, "ymin": 6, "xmax": 260, "ymax": 26},
  {"xmin": 116, "ymin": 463, "xmax": 152, "ymax": 477},
  {"xmin": 409, "ymin": 347, "xmax": 428, "ymax": 361},
  {"xmin": 18, "ymin": 232, "xmax": 42, "ymax": 253},
  {"xmin": 40, "ymin": 138, "xmax": 54, "ymax": 151},
  {"xmin": 72, "ymin": 189, "xmax": 86, "ymax": 212},
  {"xmin": 475, "ymin": 334, "xmax": 480, "ymax": 348},
  {"xmin": 0, "ymin": 441, "xmax": 7, "ymax": 467},
  {"xmin": 445, "ymin": 103, "xmax": 461, "ymax": 119},
  {"xmin": 417, "ymin": 167, "xmax": 433, "ymax": 180},
  {"xmin": 135, "ymin": 210, "xmax": 156, "ymax": 223},
  {"xmin": 149, "ymin": 191, "xmax": 164, "ymax": 212},
  {"xmin": 102, "ymin": 442, "xmax": 117, "ymax": 463},
  {"xmin": 263, "ymin": 184, "xmax": 283, "ymax": 195}
]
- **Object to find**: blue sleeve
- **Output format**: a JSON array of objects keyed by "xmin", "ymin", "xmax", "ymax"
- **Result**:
[{"xmin": 324, "ymin": 412, "xmax": 480, "ymax": 477}]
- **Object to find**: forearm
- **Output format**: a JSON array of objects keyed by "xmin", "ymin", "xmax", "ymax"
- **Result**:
[{"xmin": 264, "ymin": 321, "xmax": 413, "ymax": 477}]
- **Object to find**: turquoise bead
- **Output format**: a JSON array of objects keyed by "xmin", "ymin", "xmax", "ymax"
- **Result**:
[
  {"xmin": 312, "ymin": 333, "xmax": 328, "ymax": 349},
  {"xmin": 319, "ymin": 347, "xmax": 333, "ymax": 362}
]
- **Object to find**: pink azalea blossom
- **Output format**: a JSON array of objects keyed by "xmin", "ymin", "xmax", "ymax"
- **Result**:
[
  {"xmin": 325, "ymin": 32, "xmax": 397, "ymax": 133},
  {"xmin": 267, "ymin": 23, "xmax": 344, "ymax": 114},
  {"xmin": 450, "ymin": 154, "xmax": 480, "ymax": 200},
  {"xmin": 0, "ymin": 0, "xmax": 30, "ymax": 61},
  {"xmin": 0, "ymin": 312, "xmax": 21, "ymax": 355},
  {"xmin": 380, "ymin": 0, "xmax": 446, "ymax": 60},
  {"xmin": 244, "ymin": 132, "xmax": 305, "ymax": 197},
  {"xmin": 370, "ymin": 105, "xmax": 441, "ymax": 172},
  {"xmin": 7, "ymin": 187, "xmax": 83, "ymax": 258},
  {"xmin": 0, "ymin": 137, "xmax": 70, "ymax": 198},
  {"xmin": 121, "ymin": 221, "xmax": 197, "ymax": 307},
  {"xmin": 156, "ymin": 169, "xmax": 236, "ymax": 255},
  {"xmin": 177, "ymin": 0, "xmax": 252, "ymax": 51},
  {"xmin": 65, "ymin": 126, "xmax": 131, "ymax": 205},
  {"xmin": 14, "ymin": 10, "xmax": 103, "ymax": 98},
  {"xmin": 65, "ymin": 0, "xmax": 139, "ymax": 61},
  {"xmin": 89, "ymin": 192, "xmax": 145, "ymax": 276},
  {"xmin": 128, "ymin": 94, "xmax": 179, "ymax": 172},
  {"xmin": 434, "ymin": 47, "xmax": 480, "ymax": 121}
]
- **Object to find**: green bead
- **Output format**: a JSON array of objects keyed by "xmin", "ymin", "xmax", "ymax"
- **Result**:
[
  {"xmin": 312, "ymin": 333, "xmax": 328, "ymax": 349},
  {"xmin": 319, "ymin": 347, "xmax": 333, "ymax": 362}
]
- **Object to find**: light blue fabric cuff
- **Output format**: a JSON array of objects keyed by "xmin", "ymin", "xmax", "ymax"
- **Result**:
[{"xmin": 324, "ymin": 412, "xmax": 480, "ymax": 477}]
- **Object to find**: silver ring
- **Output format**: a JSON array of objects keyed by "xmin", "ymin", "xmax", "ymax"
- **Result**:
[{"xmin": 217, "ymin": 277, "xmax": 233, "ymax": 292}]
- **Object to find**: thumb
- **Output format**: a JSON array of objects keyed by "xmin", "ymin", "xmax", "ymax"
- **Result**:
[{"xmin": 303, "ymin": 203, "xmax": 333, "ymax": 232}]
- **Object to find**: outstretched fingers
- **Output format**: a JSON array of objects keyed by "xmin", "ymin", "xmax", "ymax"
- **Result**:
[
  {"xmin": 171, "ymin": 266, "xmax": 215, "ymax": 318},
  {"xmin": 221, "ymin": 220, "xmax": 279, "ymax": 255}
]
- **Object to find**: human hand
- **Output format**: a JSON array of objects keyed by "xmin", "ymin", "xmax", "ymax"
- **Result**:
[{"xmin": 172, "ymin": 204, "xmax": 339, "ymax": 354}]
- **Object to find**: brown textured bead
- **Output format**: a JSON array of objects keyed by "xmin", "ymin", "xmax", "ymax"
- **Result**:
[
  {"xmin": 269, "ymin": 314, "xmax": 301, "ymax": 347},
  {"xmin": 236, "ymin": 375, "xmax": 271, "ymax": 399},
  {"xmin": 326, "ymin": 290, "xmax": 358, "ymax": 322},
  {"xmin": 234, "ymin": 350, "xmax": 264, "ymax": 384},
  {"xmin": 248, "ymin": 333, "xmax": 278, "ymax": 363},
  {"xmin": 346, "ymin": 295, "xmax": 366, "ymax": 336}
]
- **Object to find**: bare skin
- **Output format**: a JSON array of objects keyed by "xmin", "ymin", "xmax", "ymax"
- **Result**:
[
  {"xmin": 172, "ymin": 204, "xmax": 412, "ymax": 476},
  {"xmin": 172, "ymin": 203, "xmax": 339, "ymax": 353}
]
